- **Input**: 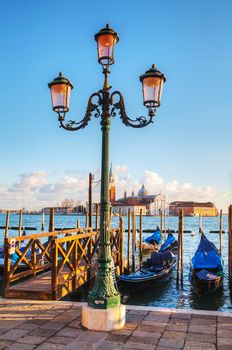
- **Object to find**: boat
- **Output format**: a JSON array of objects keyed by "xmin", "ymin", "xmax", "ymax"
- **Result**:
[
  {"xmin": 159, "ymin": 232, "xmax": 178, "ymax": 254},
  {"xmin": 138, "ymin": 226, "xmax": 161, "ymax": 252},
  {"xmin": 190, "ymin": 234, "xmax": 224, "ymax": 296},
  {"xmin": 117, "ymin": 234, "xmax": 177, "ymax": 291}
]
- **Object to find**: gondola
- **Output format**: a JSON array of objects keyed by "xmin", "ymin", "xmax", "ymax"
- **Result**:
[
  {"xmin": 138, "ymin": 226, "xmax": 161, "ymax": 252},
  {"xmin": 190, "ymin": 234, "xmax": 224, "ymax": 296},
  {"xmin": 117, "ymin": 233, "xmax": 177, "ymax": 291}
]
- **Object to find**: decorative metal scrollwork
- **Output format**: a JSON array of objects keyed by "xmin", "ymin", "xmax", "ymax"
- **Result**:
[
  {"xmin": 110, "ymin": 91, "xmax": 154, "ymax": 128},
  {"xmin": 59, "ymin": 92, "xmax": 102, "ymax": 131}
]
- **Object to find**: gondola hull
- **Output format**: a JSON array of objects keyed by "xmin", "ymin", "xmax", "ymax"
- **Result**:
[
  {"xmin": 117, "ymin": 258, "xmax": 176, "ymax": 292},
  {"xmin": 191, "ymin": 268, "xmax": 223, "ymax": 296}
]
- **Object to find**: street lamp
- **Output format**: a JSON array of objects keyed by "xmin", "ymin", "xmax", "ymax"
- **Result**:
[{"xmin": 48, "ymin": 23, "xmax": 166, "ymax": 330}]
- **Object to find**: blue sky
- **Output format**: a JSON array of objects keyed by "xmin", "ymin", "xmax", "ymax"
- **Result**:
[{"xmin": 0, "ymin": 0, "xmax": 231, "ymax": 210}]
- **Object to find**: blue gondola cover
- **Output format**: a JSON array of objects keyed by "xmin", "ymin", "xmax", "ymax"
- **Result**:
[
  {"xmin": 159, "ymin": 233, "xmax": 176, "ymax": 252},
  {"xmin": 144, "ymin": 228, "xmax": 161, "ymax": 245},
  {"xmin": 192, "ymin": 234, "xmax": 223, "ymax": 270}
]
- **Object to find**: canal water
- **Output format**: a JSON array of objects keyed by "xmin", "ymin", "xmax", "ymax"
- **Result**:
[{"xmin": 0, "ymin": 213, "xmax": 231, "ymax": 312}]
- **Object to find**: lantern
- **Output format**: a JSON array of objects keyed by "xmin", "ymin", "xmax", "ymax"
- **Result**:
[
  {"xmin": 48, "ymin": 72, "xmax": 73, "ymax": 113},
  {"xmin": 94, "ymin": 24, "xmax": 119, "ymax": 66},
  {"xmin": 140, "ymin": 64, "xmax": 166, "ymax": 108}
]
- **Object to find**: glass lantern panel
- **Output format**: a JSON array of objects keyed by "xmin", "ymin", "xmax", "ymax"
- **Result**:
[
  {"xmin": 51, "ymin": 84, "xmax": 71, "ymax": 112},
  {"xmin": 143, "ymin": 77, "xmax": 163, "ymax": 106},
  {"xmin": 97, "ymin": 34, "xmax": 115, "ymax": 64}
]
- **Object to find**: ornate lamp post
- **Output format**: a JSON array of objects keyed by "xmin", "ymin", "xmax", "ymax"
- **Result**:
[{"xmin": 48, "ymin": 24, "xmax": 166, "ymax": 330}]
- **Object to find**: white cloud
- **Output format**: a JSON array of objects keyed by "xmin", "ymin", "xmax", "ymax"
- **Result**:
[{"xmin": 0, "ymin": 166, "xmax": 228, "ymax": 210}]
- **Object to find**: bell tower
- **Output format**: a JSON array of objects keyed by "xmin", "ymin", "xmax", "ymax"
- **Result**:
[{"xmin": 109, "ymin": 163, "xmax": 116, "ymax": 203}]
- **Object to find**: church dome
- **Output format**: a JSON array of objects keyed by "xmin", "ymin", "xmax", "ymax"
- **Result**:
[{"xmin": 138, "ymin": 184, "xmax": 149, "ymax": 197}]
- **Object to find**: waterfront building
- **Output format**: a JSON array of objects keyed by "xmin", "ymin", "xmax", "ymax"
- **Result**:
[
  {"xmin": 109, "ymin": 165, "xmax": 167, "ymax": 215},
  {"xmin": 169, "ymin": 201, "xmax": 218, "ymax": 216}
]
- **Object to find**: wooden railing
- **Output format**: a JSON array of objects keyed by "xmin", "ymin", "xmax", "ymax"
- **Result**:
[{"xmin": 3, "ymin": 226, "xmax": 123, "ymax": 300}]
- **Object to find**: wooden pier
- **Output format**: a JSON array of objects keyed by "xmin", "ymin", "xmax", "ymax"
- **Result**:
[{"xmin": 3, "ymin": 227, "xmax": 122, "ymax": 300}]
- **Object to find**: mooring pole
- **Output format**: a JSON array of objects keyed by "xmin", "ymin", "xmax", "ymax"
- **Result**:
[
  {"xmin": 4, "ymin": 210, "xmax": 10, "ymax": 239},
  {"xmin": 160, "ymin": 209, "xmax": 163, "ymax": 236},
  {"xmin": 95, "ymin": 204, "xmax": 99, "ymax": 232},
  {"xmin": 199, "ymin": 214, "xmax": 202, "ymax": 234},
  {"xmin": 41, "ymin": 208, "xmax": 45, "ymax": 231},
  {"xmin": 18, "ymin": 209, "xmax": 22, "ymax": 248},
  {"xmin": 119, "ymin": 216, "xmax": 124, "ymax": 274},
  {"xmin": 127, "ymin": 208, "xmax": 131, "ymax": 273},
  {"xmin": 228, "ymin": 205, "xmax": 232, "ymax": 283},
  {"xmin": 85, "ymin": 212, "xmax": 88, "ymax": 228},
  {"xmin": 131, "ymin": 211, "xmax": 136, "ymax": 272},
  {"xmin": 49, "ymin": 208, "xmax": 54, "ymax": 232},
  {"xmin": 219, "ymin": 209, "xmax": 223, "ymax": 256},
  {"xmin": 77, "ymin": 219, "xmax": 80, "ymax": 228},
  {"xmin": 88, "ymin": 173, "xmax": 93, "ymax": 228},
  {"xmin": 139, "ymin": 208, "xmax": 143, "ymax": 267},
  {"xmin": 163, "ymin": 198, "xmax": 166, "ymax": 241},
  {"xmin": 177, "ymin": 209, "xmax": 184, "ymax": 286}
]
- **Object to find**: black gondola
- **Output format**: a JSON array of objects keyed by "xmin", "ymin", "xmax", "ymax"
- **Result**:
[
  {"xmin": 190, "ymin": 234, "xmax": 224, "ymax": 296},
  {"xmin": 117, "ymin": 233, "xmax": 177, "ymax": 291}
]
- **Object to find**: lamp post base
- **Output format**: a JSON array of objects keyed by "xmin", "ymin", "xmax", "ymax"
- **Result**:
[{"xmin": 82, "ymin": 304, "xmax": 126, "ymax": 331}]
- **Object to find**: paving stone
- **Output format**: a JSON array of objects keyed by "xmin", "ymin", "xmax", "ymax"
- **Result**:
[
  {"xmin": 192, "ymin": 314, "xmax": 216, "ymax": 320},
  {"xmin": 186, "ymin": 332, "xmax": 216, "ymax": 343},
  {"xmin": 132, "ymin": 330, "xmax": 161, "ymax": 338},
  {"xmin": 169, "ymin": 318, "xmax": 190, "ymax": 326},
  {"xmin": 66, "ymin": 342, "xmax": 97, "ymax": 350},
  {"xmin": 46, "ymin": 336, "xmax": 75, "ymax": 345},
  {"xmin": 0, "ymin": 320, "xmax": 22, "ymax": 329},
  {"xmin": 17, "ymin": 322, "xmax": 40, "ymax": 331},
  {"xmin": 106, "ymin": 334, "xmax": 129, "ymax": 343},
  {"xmin": 188, "ymin": 325, "xmax": 216, "ymax": 334},
  {"xmin": 184, "ymin": 340, "xmax": 216, "ymax": 349},
  {"xmin": 96, "ymin": 340, "xmax": 123, "ymax": 350},
  {"xmin": 126, "ymin": 315, "xmax": 146, "ymax": 323},
  {"xmin": 0, "ymin": 340, "xmax": 12, "ymax": 349},
  {"xmin": 162, "ymin": 330, "xmax": 186, "ymax": 340},
  {"xmin": 67, "ymin": 320, "xmax": 82, "ymax": 329},
  {"xmin": 158, "ymin": 338, "xmax": 185, "ymax": 349},
  {"xmin": 217, "ymin": 329, "xmax": 232, "ymax": 337},
  {"xmin": 217, "ymin": 316, "xmax": 232, "ymax": 324},
  {"xmin": 166, "ymin": 323, "xmax": 188, "ymax": 332},
  {"xmin": 5, "ymin": 343, "xmax": 36, "ymax": 350},
  {"xmin": 40, "ymin": 321, "xmax": 66, "ymax": 330},
  {"xmin": 128, "ymin": 310, "xmax": 149, "ymax": 316},
  {"xmin": 141, "ymin": 320, "xmax": 167, "ymax": 327},
  {"xmin": 111, "ymin": 329, "xmax": 133, "ymax": 336},
  {"xmin": 0, "ymin": 329, "xmax": 29, "ymax": 341},
  {"xmin": 137, "ymin": 324, "xmax": 165, "ymax": 333},
  {"xmin": 36, "ymin": 343, "xmax": 67, "ymax": 350},
  {"xmin": 190, "ymin": 317, "xmax": 216, "ymax": 326},
  {"xmin": 218, "ymin": 323, "xmax": 232, "ymax": 330},
  {"xmin": 0, "ymin": 329, "xmax": 8, "ymax": 335},
  {"xmin": 218, "ymin": 337, "xmax": 232, "ymax": 346},
  {"xmin": 17, "ymin": 335, "xmax": 47, "ymax": 345},
  {"xmin": 149, "ymin": 311, "xmax": 172, "ymax": 317},
  {"xmin": 124, "ymin": 323, "xmax": 138, "ymax": 331},
  {"xmin": 122, "ymin": 342, "xmax": 154, "ymax": 349},
  {"xmin": 129, "ymin": 335, "xmax": 159, "ymax": 345},
  {"xmin": 77, "ymin": 331, "xmax": 108, "ymax": 343},
  {"xmin": 172, "ymin": 313, "xmax": 192, "ymax": 320},
  {"xmin": 29, "ymin": 328, "xmax": 57, "ymax": 337},
  {"xmin": 56, "ymin": 326, "xmax": 82, "ymax": 338},
  {"xmin": 144, "ymin": 315, "xmax": 170, "ymax": 322},
  {"xmin": 217, "ymin": 346, "xmax": 232, "ymax": 350}
]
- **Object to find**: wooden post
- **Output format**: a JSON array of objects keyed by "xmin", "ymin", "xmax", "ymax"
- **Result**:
[
  {"xmin": 76, "ymin": 219, "xmax": 80, "ymax": 229},
  {"xmin": 139, "ymin": 208, "xmax": 143, "ymax": 267},
  {"xmin": 51, "ymin": 238, "xmax": 58, "ymax": 300},
  {"xmin": 119, "ymin": 216, "xmax": 124, "ymax": 274},
  {"xmin": 41, "ymin": 209, "xmax": 45, "ymax": 231},
  {"xmin": 219, "ymin": 209, "xmax": 223, "ymax": 256},
  {"xmin": 199, "ymin": 215, "xmax": 202, "ymax": 234},
  {"xmin": 49, "ymin": 208, "xmax": 54, "ymax": 232},
  {"xmin": 4, "ymin": 210, "xmax": 10, "ymax": 239},
  {"xmin": 177, "ymin": 209, "xmax": 184, "ymax": 286},
  {"xmin": 228, "ymin": 205, "xmax": 232, "ymax": 283},
  {"xmin": 88, "ymin": 173, "xmax": 93, "ymax": 228},
  {"xmin": 95, "ymin": 204, "xmax": 99, "ymax": 232},
  {"xmin": 163, "ymin": 199, "xmax": 166, "ymax": 240},
  {"xmin": 85, "ymin": 212, "xmax": 88, "ymax": 228},
  {"xmin": 132, "ymin": 211, "xmax": 136, "ymax": 272},
  {"xmin": 127, "ymin": 208, "xmax": 131, "ymax": 272},
  {"xmin": 18, "ymin": 209, "xmax": 22, "ymax": 248},
  {"xmin": 109, "ymin": 206, "xmax": 112, "ymax": 228},
  {"xmin": 160, "ymin": 210, "xmax": 163, "ymax": 236},
  {"xmin": 18, "ymin": 209, "xmax": 22, "ymax": 237}
]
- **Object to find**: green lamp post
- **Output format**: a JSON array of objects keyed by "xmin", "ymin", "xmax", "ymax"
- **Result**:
[{"xmin": 48, "ymin": 23, "xmax": 166, "ymax": 318}]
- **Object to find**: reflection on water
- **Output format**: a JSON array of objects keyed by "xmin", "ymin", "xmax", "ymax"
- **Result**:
[{"xmin": 0, "ymin": 213, "xmax": 231, "ymax": 312}]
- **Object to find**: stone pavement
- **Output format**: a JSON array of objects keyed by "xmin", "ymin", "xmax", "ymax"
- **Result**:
[{"xmin": 0, "ymin": 300, "xmax": 231, "ymax": 350}]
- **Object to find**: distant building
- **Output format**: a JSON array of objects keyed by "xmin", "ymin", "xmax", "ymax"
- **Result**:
[
  {"xmin": 169, "ymin": 201, "xmax": 218, "ymax": 217},
  {"xmin": 109, "ymin": 165, "xmax": 167, "ymax": 215}
]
